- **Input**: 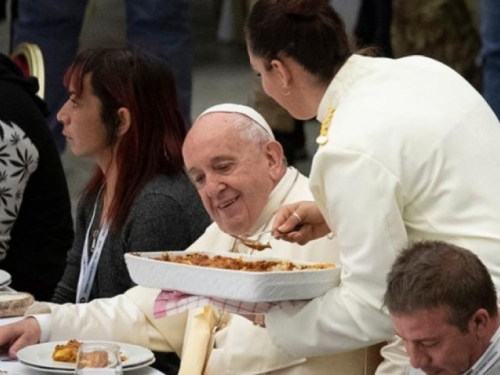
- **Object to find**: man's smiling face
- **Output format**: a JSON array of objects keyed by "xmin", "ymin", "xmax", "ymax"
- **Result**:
[{"xmin": 183, "ymin": 112, "xmax": 277, "ymax": 235}]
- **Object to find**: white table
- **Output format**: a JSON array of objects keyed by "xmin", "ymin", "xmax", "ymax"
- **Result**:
[{"xmin": 0, "ymin": 317, "xmax": 163, "ymax": 375}]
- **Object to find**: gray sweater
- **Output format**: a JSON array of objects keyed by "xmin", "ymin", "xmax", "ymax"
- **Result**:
[{"xmin": 52, "ymin": 173, "xmax": 211, "ymax": 303}]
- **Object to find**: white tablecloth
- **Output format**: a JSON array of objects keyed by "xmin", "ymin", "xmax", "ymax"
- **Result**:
[
  {"xmin": 0, "ymin": 361, "xmax": 163, "ymax": 374},
  {"xmin": 0, "ymin": 317, "xmax": 163, "ymax": 375}
]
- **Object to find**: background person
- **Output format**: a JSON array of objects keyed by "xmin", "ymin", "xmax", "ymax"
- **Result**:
[
  {"xmin": 391, "ymin": 0, "xmax": 481, "ymax": 89},
  {"xmin": 0, "ymin": 53, "xmax": 73, "ymax": 301},
  {"xmin": 0, "ymin": 105, "xmax": 405, "ymax": 375},
  {"xmin": 385, "ymin": 241, "xmax": 500, "ymax": 375},
  {"xmin": 12, "ymin": 0, "xmax": 192, "ymax": 150},
  {"xmin": 52, "ymin": 48, "xmax": 210, "ymax": 304},
  {"xmin": 244, "ymin": 0, "xmax": 500, "ymax": 370},
  {"xmin": 481, "ymin": 0, "xmax": 500, "ymax": 119}
]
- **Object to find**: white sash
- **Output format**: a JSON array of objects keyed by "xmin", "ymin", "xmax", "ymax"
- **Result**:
[{"xmin": 76, "ymin": 189, "xmax": 109, "ymax": 304}]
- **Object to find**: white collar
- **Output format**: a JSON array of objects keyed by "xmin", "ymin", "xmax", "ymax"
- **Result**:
[
  {"xmin": 317, "ymin": 54, "xmax": 371, "ymax": 124},
  {"xmin": 463, "ymin": 324, "xmax": 500, "ymax": 375},
  {"xmin": 246, "ymin": 167, "xmax": 300, "ymax": 235}
]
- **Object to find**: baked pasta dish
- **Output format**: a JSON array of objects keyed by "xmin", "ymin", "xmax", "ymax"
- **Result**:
[{"xmin": 156, "ymin": 252, "xmax": 334, "ymax": 272}]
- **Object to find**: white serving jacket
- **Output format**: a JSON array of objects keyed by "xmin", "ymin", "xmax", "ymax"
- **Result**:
[
  {"xmin": 27, "ymin": 168, "xmax": 406, "ymax": 374},
  {"xmin": 265, "ymin": 54, "xmax": 500, "ymax": 361}
]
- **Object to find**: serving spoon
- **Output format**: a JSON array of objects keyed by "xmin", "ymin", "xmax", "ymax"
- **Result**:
[{"xmin": 231, "ymin": 230, "xmax": 273, "ymax": 251}]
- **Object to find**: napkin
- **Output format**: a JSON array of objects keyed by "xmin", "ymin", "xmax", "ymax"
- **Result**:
[
  {"xmin": 154, "ymin": 290, "xmax": 307, "ymax": 318},
  {"xmin": 178, "ymin": 306, "xmax": 216, "ymax": 375}
]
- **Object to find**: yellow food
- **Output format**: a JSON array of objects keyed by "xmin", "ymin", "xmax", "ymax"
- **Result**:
[
  {"xmin": 51, "ymin": 340, "xmax": 127, "ymax": 364},
  {"xmin": 52, "ymin": 339, "xmax": 81, "ymax": 363}
]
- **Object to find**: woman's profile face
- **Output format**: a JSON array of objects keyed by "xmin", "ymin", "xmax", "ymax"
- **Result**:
[{"xmin": 57, "ymin": 74, "xmax": 111, "ymax": 163}]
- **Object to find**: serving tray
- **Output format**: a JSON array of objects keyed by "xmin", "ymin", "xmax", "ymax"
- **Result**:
[{"xmin": 125, "ymin": 251, "xmax": 340, "ymax": 302}]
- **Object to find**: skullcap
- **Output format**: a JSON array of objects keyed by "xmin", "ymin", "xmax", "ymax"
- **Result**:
[{"xmin": 198, "ymin": 103, "xmax": 275, "ymax": 140}]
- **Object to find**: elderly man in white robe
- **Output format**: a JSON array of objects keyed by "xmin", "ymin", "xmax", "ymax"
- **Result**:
[{"xmin": 0, "ymin": 104, "xmax": 404, "ymax": 374}]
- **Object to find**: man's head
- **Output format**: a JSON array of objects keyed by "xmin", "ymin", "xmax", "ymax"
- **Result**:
[
  {"xmin": 182, "ymin": 104, "xmax": 287, "ymax": 235},
  {"xmin": 385, "ymin": 241, "xmax": 499, "ymax": 375}
]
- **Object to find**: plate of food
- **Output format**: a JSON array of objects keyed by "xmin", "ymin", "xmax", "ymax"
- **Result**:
[
  {"xmin": 125, "ymin": 251, "xmax": 340, "ymax": 302},
  {"xmin": 16, "ymin": 340, "xmax": 155, "ymax": 373}
]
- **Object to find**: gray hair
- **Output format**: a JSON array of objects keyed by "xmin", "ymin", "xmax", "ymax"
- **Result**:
[
  {"xmin": 232, "ymin": 113, "xmax": 274, "ymax": 146},
  {"xmin": 232, "ymin": 113, "xmax": 288, "ymax": 165}
]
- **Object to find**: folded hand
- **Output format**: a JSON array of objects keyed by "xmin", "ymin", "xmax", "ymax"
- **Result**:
[{"xmin": 0, "ymin": 317, "xmax": 41, "ymax": 358}]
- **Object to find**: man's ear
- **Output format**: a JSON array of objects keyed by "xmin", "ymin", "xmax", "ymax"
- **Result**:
[
  {"xmin": 265, "ymin": 141, "xmax": 285, "ymax": 181},
  {"xmin": 270, "ymin": 58, "xmax": 292, "ymax": 92},
  {"xmin": 116, "ymin": 107, "xmax": 131, "ymax": 137},
  {"xmin": 469, "ymin": 308, "xmax": 490, "ymax": 337}
]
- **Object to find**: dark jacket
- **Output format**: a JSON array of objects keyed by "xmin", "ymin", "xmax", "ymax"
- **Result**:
[{"xmin": 0, "ymin": 53, "xmax": 74, "ymax": 301}]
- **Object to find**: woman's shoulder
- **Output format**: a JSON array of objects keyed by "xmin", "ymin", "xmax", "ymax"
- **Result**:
[
  {"xmin": 136, "ymin": 173, "xmax": 198, "ymax": 203},
  {"xmin": 129, "ymin": 173, "xmax": 209, "ymax": 224}
]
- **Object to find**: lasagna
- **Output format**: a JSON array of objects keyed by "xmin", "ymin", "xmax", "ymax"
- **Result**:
[{"xmin": 156, "ymin": 252, "xmax": 334, "ymax": 272}]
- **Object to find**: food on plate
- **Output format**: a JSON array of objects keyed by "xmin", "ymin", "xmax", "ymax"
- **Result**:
[
  {"xmin": 0, "ymin": 292, "xmax": 34, "ymax": 318},
  {"xmin": 152, "ymin": 252, "xmax": 334, "ymax": 272},
  {"xmin": 52, "ymin": 339, "xmax": 81, "ymax": 363},
  {"xmin": 78, "ymin": 350, "xmax": 109, "ymax": 368},
  {"xmin": 52, "ymin": 340, "xmax": 128, "ymax": 364}
]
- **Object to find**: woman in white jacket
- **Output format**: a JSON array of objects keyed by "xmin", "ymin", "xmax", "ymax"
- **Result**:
[{"xmin": 246, "ymin": 0, "xmax": 500, "ymax": 373}]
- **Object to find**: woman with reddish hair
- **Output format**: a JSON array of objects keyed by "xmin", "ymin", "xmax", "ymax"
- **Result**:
[{"xmin": 53, "ymin": 48, "xmax": 210, "ymax": 304}]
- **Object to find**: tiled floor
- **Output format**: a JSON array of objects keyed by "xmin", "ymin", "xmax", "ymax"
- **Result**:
[{"xmin": 0, "ymin": 0, "xmax": 319, "ymax": 214}]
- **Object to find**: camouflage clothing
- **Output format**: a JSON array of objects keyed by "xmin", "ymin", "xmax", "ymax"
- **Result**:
[{"xmin": 392, "ymin": 0, "xmax": 481, "ymax": 88}]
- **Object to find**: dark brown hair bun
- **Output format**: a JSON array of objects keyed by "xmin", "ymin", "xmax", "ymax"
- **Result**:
[{"xmin": 279, "ymin": 0, "xmax": 326, "ymax": 17}]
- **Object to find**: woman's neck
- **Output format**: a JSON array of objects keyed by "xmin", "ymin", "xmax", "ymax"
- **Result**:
[{"xmin": 285, "ymin": 57, "xmax": 328, "ymax": 118}]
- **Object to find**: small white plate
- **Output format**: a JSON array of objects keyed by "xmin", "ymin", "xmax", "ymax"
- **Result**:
[
  {"xmin": 0, "ymin": 270, "xmax": 11, "ymax": 288},
  {"xmin": 17, "ymin": 341, "xmax": 155, "ymax": 373},
  {"xmin": 18, "ymin": 357, "xmax": 156, "ymax": 374}
]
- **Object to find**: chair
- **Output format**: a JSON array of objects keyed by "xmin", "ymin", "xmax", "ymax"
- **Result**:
[{"xmin": 11, "ymin": 42, "xmax": 45, "ymax": 99}]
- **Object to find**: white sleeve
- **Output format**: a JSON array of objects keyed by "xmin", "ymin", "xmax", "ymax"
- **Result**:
[
  {"xmin": 377, "ymin": 336, "xmax": 410, "ymax": 374},
  {"xmin": 266, "ymin": 147, "xmax": 407, "ymax": 357},
  {"xmin": 34, "ymin": 286, "xmax": 187, "ymax": 355},
  {"xmin": 31, "ymin": 314, "xmax": 52, "ymax": 343}
]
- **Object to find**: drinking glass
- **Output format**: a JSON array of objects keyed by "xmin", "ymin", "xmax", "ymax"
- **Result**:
[{"xmin": 74, "ymin": 342, "xmax": 123, "ymax": 375}]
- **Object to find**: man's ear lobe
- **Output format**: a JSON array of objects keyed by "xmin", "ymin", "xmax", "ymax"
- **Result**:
[{"xmin": 116, "ymin": 107, "xmax": 131, "ymax": 137}]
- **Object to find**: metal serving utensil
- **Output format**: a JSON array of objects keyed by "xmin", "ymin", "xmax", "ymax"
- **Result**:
[{"xmin": 231, "ymin": 230, "xmax": 273, "ymax": 252}]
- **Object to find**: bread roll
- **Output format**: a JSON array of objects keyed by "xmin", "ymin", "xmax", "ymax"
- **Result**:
[{"xmin": 0, "ymin": 292, "xmax": 34, "ymax": 318}]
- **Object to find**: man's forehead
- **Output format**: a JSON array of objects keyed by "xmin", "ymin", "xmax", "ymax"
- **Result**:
[
  {"xmin": 188, "ymin": 113, "xmax": 234, "ymax": 140},
  {"xmin": 392, "ymin": 309, "xmax": 452, "ymax": 336},
  {"xmin": 185, "ymin": 119, "xmax": 249, "ymax": 158},
  {"xmin": 184, "ymin": 135, "xmax": 242, "ymax": 166}
]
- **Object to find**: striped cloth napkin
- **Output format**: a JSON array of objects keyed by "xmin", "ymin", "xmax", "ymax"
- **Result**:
[{"xmin": 154, "ymin": 290, "xmax": 307, "ymax": 318}]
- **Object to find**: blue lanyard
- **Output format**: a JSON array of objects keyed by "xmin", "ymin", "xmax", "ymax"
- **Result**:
[{"xmin": 76, "ymin": 188, "xmax": 109, "ymax": 303}]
